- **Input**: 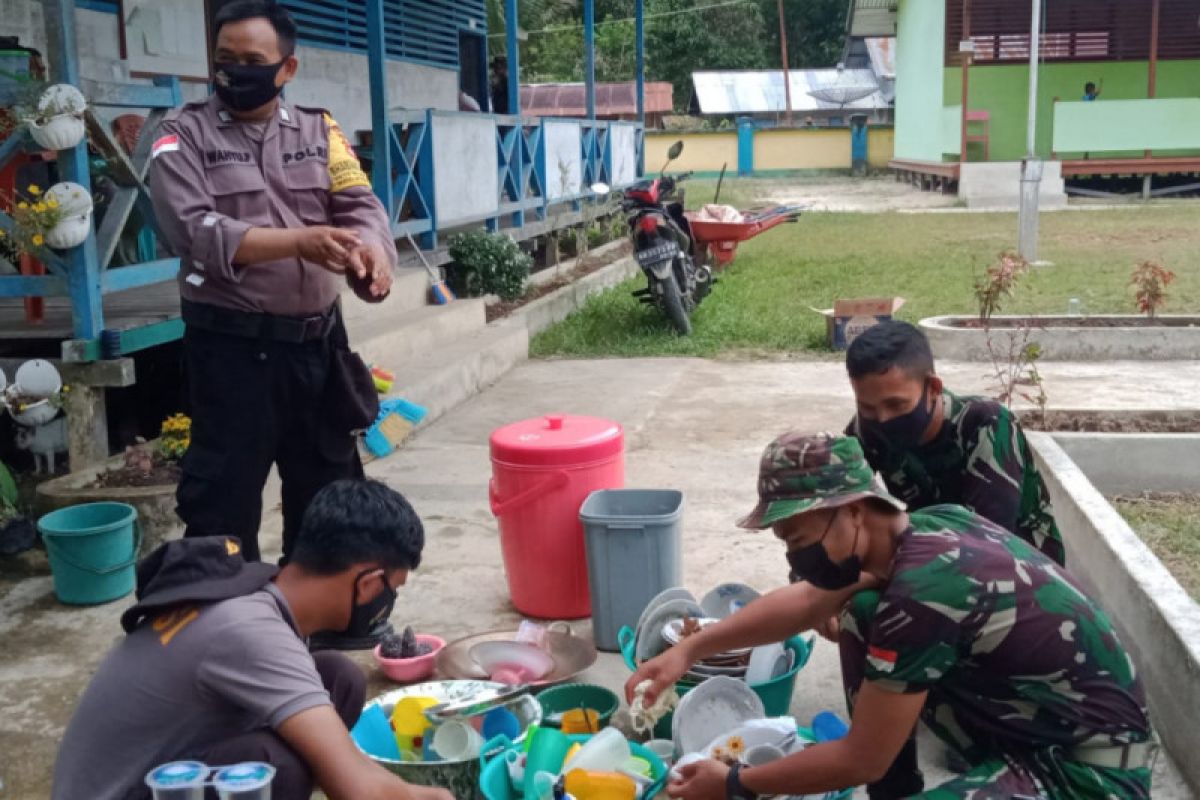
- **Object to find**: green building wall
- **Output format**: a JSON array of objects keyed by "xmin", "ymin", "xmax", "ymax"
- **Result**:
[{"xmin": 943, "ymin": 59, "xmax": 1200, "ymax": 161}]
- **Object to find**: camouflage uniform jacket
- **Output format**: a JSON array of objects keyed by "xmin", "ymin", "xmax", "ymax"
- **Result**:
[
  {"xmin": 857, "ymin": 505, "xmax": 1151, "ymax": 796},
  {"xmin": 847, "ymin": 391, "xmax": 1065, "ymax": 565}
]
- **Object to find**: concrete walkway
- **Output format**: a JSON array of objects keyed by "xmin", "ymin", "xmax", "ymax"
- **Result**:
[{"xmin": 2, "ymin": 357, "xmax": 1195, "ymax": 797}]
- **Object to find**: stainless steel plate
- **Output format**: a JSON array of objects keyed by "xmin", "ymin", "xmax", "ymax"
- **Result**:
[{"xmin": 436, "ymin": 624, "xmax": 598, "ymax": 687}]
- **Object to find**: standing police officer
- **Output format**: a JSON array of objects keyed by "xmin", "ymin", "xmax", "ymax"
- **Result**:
[{"xmin": 150, "ymin": 1, "xmax": 395, "ymax": 604}]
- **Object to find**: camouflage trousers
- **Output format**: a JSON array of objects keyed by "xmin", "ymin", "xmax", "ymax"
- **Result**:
[{"xmin": 839, "ymin": 590, "xmax": 1152, "ymax": 799}]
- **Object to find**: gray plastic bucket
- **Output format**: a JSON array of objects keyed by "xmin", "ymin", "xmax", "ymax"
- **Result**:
[{"xmin": 580, "ymin": 489, "xmax": 683, "ymax": 651}]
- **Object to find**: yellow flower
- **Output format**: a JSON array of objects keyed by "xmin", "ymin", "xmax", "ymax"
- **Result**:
[
  {"xmin": 34, "ymin": 202, "xmax": 46, "ymax": 213},
  {"xmin": 46, "ymin": 199, "xmax": 58, "ymax": 209},
  {"xmin": 0, "ymin": 230, "xmax": 5, "ymax": 238},
  {"xmin": 726, "ymin": 736, "xmax": 746, "ymax": 756},
  {"xmin": 17, "ymin": 202, "xmax": 28, "ymax": 210},
  {"xmin": 27, "ymin": 185, "xmax": 41, "ymax": 195},
  {"xmin": 31, "ymin": 234, "xmax": 44, "ymax": 246}
]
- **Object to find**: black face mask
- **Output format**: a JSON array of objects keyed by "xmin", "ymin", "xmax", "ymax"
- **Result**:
[
  {"xmin": 858, "ymin": 381, "xmax": 934, "ymax": 452},
  {"xmin": 213, "ymin": 61, "xmax": 286, "ymax": 112},
  {"xmin": 785, "ymin": 509, "xmax": 862, "ymax": 591},
  {"xmin": 345, "ymin": 569, "xmax": 396, "ymax": 638}
]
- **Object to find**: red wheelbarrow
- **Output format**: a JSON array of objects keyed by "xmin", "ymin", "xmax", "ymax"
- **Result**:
[{"xmin": 686, "ymin": 204, "xmax": 805, "ymax": 269}]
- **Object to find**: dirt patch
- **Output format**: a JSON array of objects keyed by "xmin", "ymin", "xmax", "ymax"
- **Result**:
[
  {"xmin": 486, "ymin": 241, "xmax": 632, "ymax": 323},
  {"xmin": 950, "ymin": 317, "xmax": 1200, "ymax": 329},
  {"xmin": 1111, "ymin": 492, "xmax": 1200, "ymax": 601},
  {"xmin": 1020, "ymin": 409, "xmax": 1200, "ymax": 433},
  {"xmin": 93, "ymin": 462, "xmax": 181, "ymax": 489}
]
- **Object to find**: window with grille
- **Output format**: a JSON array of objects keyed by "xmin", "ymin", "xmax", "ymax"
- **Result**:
[
  {"xmin": 277, "ymin": 0, "xmax": 487, "ymax": 69},
  {"xmin": 946, "ymin": 0, "xmax": 1200, "ymax": 65}
]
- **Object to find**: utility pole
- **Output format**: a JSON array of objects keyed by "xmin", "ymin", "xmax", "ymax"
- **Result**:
[
  {"xmin": 1017, "ymin": 0, "xmax": 1043, "ymax": 262},
  {"xmin": 777, "ymin": 0, "xmax": 793, "ymax": 126}
]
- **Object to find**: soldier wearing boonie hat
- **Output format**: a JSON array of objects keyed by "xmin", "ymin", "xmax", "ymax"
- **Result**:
[{"xmin": 635, "ymin": 432, "xmax": 1154, "ymax": 800}]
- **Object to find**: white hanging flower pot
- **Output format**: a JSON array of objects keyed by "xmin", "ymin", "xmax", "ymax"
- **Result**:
[
  {"xmin": 27, "ymin": 113, "xmax": 86, "ymax": 151},
  {"xmin": 43, "ymin": 182, "xmax": 94, "ymax": 250},
  {"xmin": 26, "ymin": 84, "xmax": 88, "ymax": 151},
  {"xmin": 44, "ymin": 214, "xmax": 92, "ymax": 249}
]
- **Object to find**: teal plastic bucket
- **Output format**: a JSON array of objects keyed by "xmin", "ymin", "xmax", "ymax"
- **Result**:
[
  {"xmin": 479, "ymin": 733, "xmax": 667, "ymax": 800},
  {"xmin": 618, "ymin": 626, "xmax": 813, "ymax": 739},
  {"xmin": 38, "ymin": 502, "xmax": 141, "ymax": 605}
]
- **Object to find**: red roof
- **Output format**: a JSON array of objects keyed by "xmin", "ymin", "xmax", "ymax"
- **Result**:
[{"xmin": 519, "ymin": 82, "xmax": 674, "ymax": 117}]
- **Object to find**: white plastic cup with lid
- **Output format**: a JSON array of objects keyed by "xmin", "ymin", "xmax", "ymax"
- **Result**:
[
  {"xmin": 213, "ymin": 762, "xmax": 276, "ymax": 800},
  {"xmin": 144, "ymin": 761, "xmax": 208, "ymax": 800}
]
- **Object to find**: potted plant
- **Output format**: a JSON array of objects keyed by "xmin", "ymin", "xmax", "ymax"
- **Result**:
[
  {"xmin": 0, "ymin": 181, "xmax": 93, "ymax": 254},
  {"xmin": 24, "ymin": 83, "xmax": 87, "ymax": 151}
]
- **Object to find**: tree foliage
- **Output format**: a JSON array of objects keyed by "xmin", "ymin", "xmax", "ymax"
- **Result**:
[{"xmin": 487, "ymin": 0, "xmax": 848, "ymax": 111}]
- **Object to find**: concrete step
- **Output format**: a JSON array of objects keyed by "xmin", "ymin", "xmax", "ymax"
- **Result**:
[
  {"xmin": 347, "ymin": 297, "xmax": 487, "ymax": 367},
  {"xmin": 386, "ymin": 319, "xmax": 530, "ymax": 428},
  {"xmin": 339, "ymin": 267, "xmax": 430, "ymax": 327}
]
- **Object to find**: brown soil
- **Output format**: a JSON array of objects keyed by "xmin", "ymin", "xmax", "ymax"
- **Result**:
[
  {"xmin": 93, "ymin": 462, "xmax": 181, "ymax": 488},
  {"xmin": 954, "ymin": 317, "xmax": 1199, "ymax": 329},
  {"xmin": 486, "ymin": 241, "xmax": 632, "ymax": 323},
  {"xmin": 1020, "ymin": 409, "xmax": 1200, "ymax": 433}
]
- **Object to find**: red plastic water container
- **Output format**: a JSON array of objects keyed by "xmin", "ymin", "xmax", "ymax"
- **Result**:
[{"xmin": 489, "ymin": 414, "xmax": 624, "ymax": 619}]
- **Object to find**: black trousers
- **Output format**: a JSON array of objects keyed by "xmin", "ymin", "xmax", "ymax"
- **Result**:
[
  {"xmin": 177, "ymin": 321, "xmax": 363, "ymax": 563},
  {"xmin": 202, "ymin": 651, "xmax": 366, "ymax": 800}
]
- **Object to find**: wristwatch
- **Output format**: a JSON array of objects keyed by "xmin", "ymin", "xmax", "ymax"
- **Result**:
[{"xmin": 726, "ymin": 763, "xmax": 759, "ymax": 800}]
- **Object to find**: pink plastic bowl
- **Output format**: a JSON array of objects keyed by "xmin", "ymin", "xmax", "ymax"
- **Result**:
[{"xmin": 373, "ymin": 635, "xmax": 446, "ymax": 683}]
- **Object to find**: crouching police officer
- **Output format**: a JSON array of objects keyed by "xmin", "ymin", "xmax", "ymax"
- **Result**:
[{"xmin": 150, "ymin": 0, "xmax": 395, "ymax": 631}]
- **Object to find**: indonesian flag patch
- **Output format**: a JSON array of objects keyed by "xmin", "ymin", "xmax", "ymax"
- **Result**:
[
  {"xmin": 868, "ymin": 645, "xmax": 899, "ymax": 673},
  {"xmin": 151, "ymin": 134, "xmax": 180, "ymax": 158}
]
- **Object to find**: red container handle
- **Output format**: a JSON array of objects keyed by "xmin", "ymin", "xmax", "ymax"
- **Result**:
[{"xmin": 488, "ymin": 471, "xmax": 570, "ymax": 518}]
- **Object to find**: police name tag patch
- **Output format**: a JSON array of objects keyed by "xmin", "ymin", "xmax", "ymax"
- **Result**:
[
  {"xmin": 152, "ymin": 134, "xmax": 180, "ymax": 159},
  {"xmin": 324, "ymin": 113, "xmax": 370, "ymax": 192}
]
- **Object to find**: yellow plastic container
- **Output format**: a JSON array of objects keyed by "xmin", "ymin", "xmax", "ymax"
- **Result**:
[
  {"xmin": 564, "ymin": 768, "xmax": 637, "ymax": 800},
  {"xmin": 391, "ymin": 695, "xmax": 437, "ymax": 756},
  {"xmin": 561, "ymin": 708, "xmax": 601, "ymax": 734}
]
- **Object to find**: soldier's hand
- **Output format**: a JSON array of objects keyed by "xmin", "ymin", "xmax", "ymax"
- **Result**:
[
  {"xmin": 347, "ymin": 243, "xmax": 393, "ymax": 298},
  {"xmin": 297, "ymin": 226, "xmax": 361, "ymax": 271},
  {"xmin": 667, "ymin": 758, "xmax": 729, "ymax": 799},
  {"xmin": 816, "ymin": 614, "xmax": 841, "ymax": 643}
]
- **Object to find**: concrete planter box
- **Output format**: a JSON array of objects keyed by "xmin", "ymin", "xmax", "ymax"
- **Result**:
[
  {"xmin": 1029, "ymin": 431, "xmax": 1200, "ymax": 790},
  {"xmin": 35, "ymin": 454, "xmax": 181, "ymax": 556},
  {"xmin": 921, "ymin": 315, "xmax": 1200, "ymax": 361}
]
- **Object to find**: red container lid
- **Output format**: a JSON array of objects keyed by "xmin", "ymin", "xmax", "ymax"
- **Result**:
[{"xmin": 490, "ymin": 414, "xmax": 624, "ymax": 467}]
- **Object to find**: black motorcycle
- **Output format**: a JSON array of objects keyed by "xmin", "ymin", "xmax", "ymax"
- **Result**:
[{"xmin": 595, "ymin": 141, "xmax": 712, "ymax": 335}]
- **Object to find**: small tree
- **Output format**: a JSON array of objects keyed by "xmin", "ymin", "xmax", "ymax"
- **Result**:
[
  {"xmin": 974, "ymin": 251, "xmax": 1048, "ymax": 422},
  {"xmin": 1129, "ymin": 261, "xmax": 1175, "ymax": 319}
]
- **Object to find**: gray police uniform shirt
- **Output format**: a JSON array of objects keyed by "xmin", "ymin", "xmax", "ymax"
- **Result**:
[
  {"xmin": 149, "ymin": 95, "xmax": 397, "ymax": 317},
  {"xmin": 51, "ymin": 584, "xmax": 330, "ymax": 800}
]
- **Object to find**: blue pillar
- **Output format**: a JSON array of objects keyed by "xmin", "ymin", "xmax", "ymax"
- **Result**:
[
  {"xmin": 47, "ymin": 0, "xmax": 103, "ymax": 340},
  {"xmin": 635, "ymin": 0, "xmax": 645, "ymax": 123},
  {"xmin": 366, "ymin": 0, "xmax": 393, "ymax": 217},
  {"xmin": 584, "ymin": 0, "xmax": 596, "ymax": 120},
  {"xmin": 737, "ymin": 116, "xmax": 755, "ymax": 176},
  {"xmin": 505, "ymin": 0, "xmax": 521, "ymax": 116}
]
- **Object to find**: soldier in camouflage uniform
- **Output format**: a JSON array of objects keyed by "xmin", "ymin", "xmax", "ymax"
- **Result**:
[
  {"xmin": 634, "ymin": 432, "xmax": 1152, "ymax": 800},
  {"xmin": 843, "ymin": 321, "xmax": 1064, "ymax": 566}
]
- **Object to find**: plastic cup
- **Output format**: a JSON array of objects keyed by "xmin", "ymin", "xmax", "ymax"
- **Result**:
[
  {"xmin": 431, "ymin": 720, "xmax": 484, "ymax": 761},
  {"xmin": 742, "ymin": 744, "xmax": 785, "ymax": 767},
  {"xmin": 560, "ymin": 708, "xmax": 601, "ymax": 734},
  {"xmin": 564, "ymin": 768, "xmax": 637, "ymax": 800},
  {"xmin": 351, "ymin": 704, "xmax": 403, "ymax": 761},
  {"xmin": 524, "ymin": 727, "xmax": 572, "ymax": 797},
  {"xmin": 392, "ymin": 696, "xmax": 437, "ymax": 738},
  {"xmin": 144, "ymin": 761, "xmax": 208, "ymax": 800},
  {"xmin": 644, "ymin": 739, "xmax": 676, "ymax": 767},
  {"xmin": 482, "ymin": 707, "xmax": 521, "ymax": 742},
  {"xmin": 531, "ymin": 770, "xmax": 559, "ymax": 800},
  {"xmin": 562, "ymin": 727, "xmax": 631, "ymax": 774},
  {"xmin": 212, "ymin": 762, "xmax": 275, "ymax": 800}
]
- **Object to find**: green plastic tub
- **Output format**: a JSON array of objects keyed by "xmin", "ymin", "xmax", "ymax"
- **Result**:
[
  {"xmin": 535, "ymin": 683, "xmax": 621, "ymax": 730},
  {"xmin": 618, "ymin": 626, "xmax": 813, "ymax": 739},
  {"xmin": 479, "ymin": 732, "xmax": 667, "ymax": 800}
]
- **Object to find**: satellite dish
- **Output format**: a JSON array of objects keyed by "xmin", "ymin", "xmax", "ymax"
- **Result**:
[{"xmin": 806, "ymin": 63, "xmax": 878, "ymax": 107}]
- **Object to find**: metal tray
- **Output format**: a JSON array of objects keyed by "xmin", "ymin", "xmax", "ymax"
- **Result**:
[{"xmin": 436, "ymin": 623, "xmax": 598, "ymax": 687}]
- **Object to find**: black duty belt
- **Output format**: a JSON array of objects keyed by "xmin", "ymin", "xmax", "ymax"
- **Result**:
[{"xmin": 182, "ymin": 299, "xmax": 337, "ymax": 344}]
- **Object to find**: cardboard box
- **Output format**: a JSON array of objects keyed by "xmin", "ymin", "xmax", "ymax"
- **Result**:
[{"xmin": 814, "ymin": 297, "xmax": 906, "ymax": 351}]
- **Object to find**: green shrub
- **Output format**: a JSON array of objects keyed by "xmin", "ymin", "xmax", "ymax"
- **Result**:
[{"xmin": 447, "ymin": 230, "xmax": 531, "ymax": 301}]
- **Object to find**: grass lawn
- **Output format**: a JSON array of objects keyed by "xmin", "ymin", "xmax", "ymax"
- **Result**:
[
  {"xmin": 1112, "ymin": 493, "xmax": 1200, "ymax": 602},
  {"xmin": 531, "ymin": 184, "xmax": 1200, "ymax": 359}
]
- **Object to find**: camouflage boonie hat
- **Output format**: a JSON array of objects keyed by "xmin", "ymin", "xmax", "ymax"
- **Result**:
[{"xmin": 737, "ymin": 431, "xmax": 906, "ymax": 530}]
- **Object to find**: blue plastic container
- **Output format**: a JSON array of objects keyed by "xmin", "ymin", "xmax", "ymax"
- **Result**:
[{"xmin": 479, "ymin": 733, "xmax": 667, "ymax": 800}]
